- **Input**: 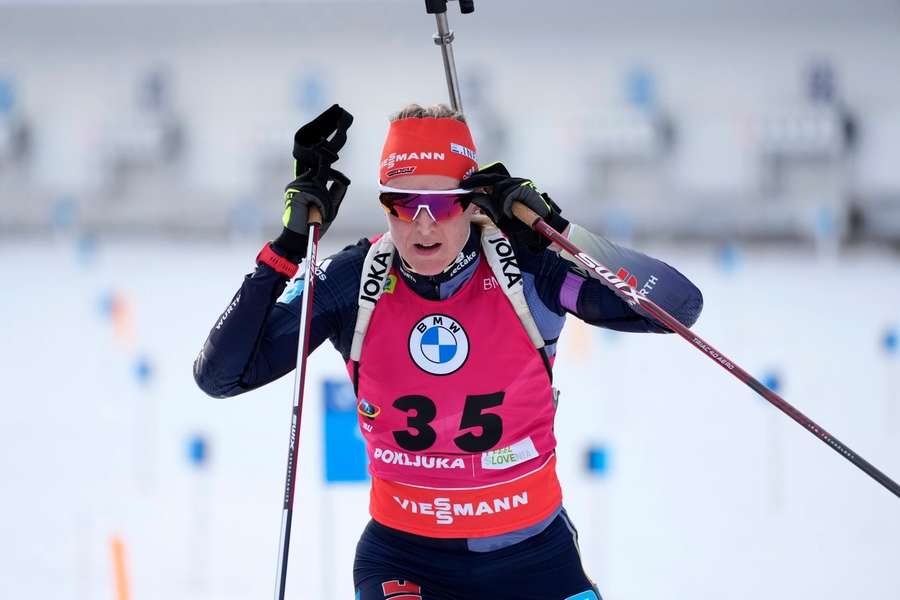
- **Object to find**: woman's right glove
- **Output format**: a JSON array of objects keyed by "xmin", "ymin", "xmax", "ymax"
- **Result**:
[{"xmin": 273, "ymin": 104, "xmax": 353, "ymax": 262}]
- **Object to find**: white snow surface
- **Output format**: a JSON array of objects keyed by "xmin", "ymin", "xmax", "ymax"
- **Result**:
[{"xmin": 1, "ymin": 237, "xmax": 898, "ymax": 600}]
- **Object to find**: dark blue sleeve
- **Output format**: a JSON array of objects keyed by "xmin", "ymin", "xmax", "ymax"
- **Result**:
[
  {"xmin": 193, "ymin": 240, "xmax": 368, "ymax": 398},
  {"xmin": 572, "ymin": 263, "xmax": 703, "ymax": 333},
  {"xmin": 515, "ymin": 225, "xmax": 703, "ymax": 333}
]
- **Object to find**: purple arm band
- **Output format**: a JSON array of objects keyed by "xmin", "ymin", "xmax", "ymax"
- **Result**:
[{"xmin": 559, "ymin": 271, "xmax": 584, "ymax": 313}]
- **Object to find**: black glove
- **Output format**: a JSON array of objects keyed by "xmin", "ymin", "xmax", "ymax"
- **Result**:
[
  {"xmin": 460, "ymin": 162, "xmax": 569, "ymax": 252},
  {"xmin": 273, "ymin": 104, "xmax": 353, "ymax": 262}
]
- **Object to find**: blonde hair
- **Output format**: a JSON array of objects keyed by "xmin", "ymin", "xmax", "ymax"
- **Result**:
[{"xmin": 390, "ymin": 103, "xmax": 467, "ymax": 123}]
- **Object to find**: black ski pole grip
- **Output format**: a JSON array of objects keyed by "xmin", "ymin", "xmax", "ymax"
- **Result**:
[
  {"xmin": 424, "ymin": 0, "xmax": 475, "ymax": 14},
  {"xmin": 424, "ymin": 0, "xmax": 447, "ymax": 14}
]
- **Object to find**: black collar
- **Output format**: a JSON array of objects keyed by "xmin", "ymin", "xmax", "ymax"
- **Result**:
[{"xmin": 396, "ymin": 224, "xmax": 481, "ymax": 301}]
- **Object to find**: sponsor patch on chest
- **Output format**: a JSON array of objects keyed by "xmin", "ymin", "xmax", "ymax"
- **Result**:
[
  {"xmin": 408, "ymin": 314, "xmax": 469, "ymax": 375},
  {"xmin": 481, "ymin": 437, "xmax": 539, "ymax": 470},
  {"xmin": 373, "ymin": 447, "xmax": 466, "ymax": 470}
]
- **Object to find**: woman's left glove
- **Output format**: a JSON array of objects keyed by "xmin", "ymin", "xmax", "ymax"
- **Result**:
[{"xmin": 460, "ymin": 161, "xmax": 569, "ymax": 251}]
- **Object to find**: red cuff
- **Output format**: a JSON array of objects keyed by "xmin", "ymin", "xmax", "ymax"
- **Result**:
[{"xmin": 256, "ymin": 243, "xmax": 299, "ymax": 278}]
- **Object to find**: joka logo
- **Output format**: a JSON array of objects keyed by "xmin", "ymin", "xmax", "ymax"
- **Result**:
[
  {"xmin": 361, "ymin": 252, "xmax": 391, "ymax": 304},
  {"xmin": 408, "ymin": 314, "xmax": 469, "ymax": 375},
  {"xmin": 616, "ymin": 267, "xmax": 638, "ymax": 290},
  {"xmin": 486, "ymin": 235, "xmax": 522, "ymax": 288}
]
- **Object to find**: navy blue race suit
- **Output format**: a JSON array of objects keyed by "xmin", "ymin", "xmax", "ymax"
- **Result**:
[{"xmin": 194, "ymin": 224, "xmax": 703, "ymax": 599}]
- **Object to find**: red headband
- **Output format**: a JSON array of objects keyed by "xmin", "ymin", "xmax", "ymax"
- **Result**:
[{"xmin": 379, "ymin": 117, "xmax": 478, "ymax": 184}]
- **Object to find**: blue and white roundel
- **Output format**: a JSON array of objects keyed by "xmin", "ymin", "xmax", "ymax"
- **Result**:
[{"xmin": 408, "ymin": 314, "xmax": 469, "ymax": 375}]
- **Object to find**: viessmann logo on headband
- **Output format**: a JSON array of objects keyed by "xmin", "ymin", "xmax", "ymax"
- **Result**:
[{"xmin": 381, "ymin": 151, "xmax": 447, "ymax": 170}]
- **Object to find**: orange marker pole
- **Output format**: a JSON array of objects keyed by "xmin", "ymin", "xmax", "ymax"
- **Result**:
[{"xmin": 110, "ymin": 535, "xmax": 131, "ymax": 600}]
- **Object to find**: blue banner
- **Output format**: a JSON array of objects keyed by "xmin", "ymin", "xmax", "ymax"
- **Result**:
[{"xmin": 322, "ymin": 378, "xmax": 369, "ymax": 483}]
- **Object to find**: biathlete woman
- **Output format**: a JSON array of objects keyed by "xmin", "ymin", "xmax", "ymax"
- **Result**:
[{"xmin": 194, "ymin": 103, "xmax": 703, "ymax": 600}]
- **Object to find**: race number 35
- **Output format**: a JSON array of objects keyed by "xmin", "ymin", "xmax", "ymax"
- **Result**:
[{"xmin": 391, "ymin": 392, "xmax": 505, "ymax": 453}]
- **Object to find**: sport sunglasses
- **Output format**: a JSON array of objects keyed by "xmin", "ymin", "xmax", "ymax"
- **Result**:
[{"xmin": 378, "ymin": 185, "xmax": 474, "ymax": 223}]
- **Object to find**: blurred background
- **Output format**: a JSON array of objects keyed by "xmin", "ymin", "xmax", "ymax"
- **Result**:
[{"xmin": 1, "ymin": 0, "xmax": 899, "ymax": 598}]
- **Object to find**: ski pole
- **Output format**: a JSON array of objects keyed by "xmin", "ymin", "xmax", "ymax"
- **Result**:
[
  {"xmin": 424, "ymin": 0, "xmax": 474, "ymax": 112},
  {"xmin": 274, "ymin": 207, "xmax": 322, "ymax": 600},
  {"xmin": 511, "ymin": 203, "xmax": 900, "ymax": 500}
]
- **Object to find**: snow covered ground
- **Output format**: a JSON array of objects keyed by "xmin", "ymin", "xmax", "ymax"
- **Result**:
[{"xmin": 1, "ymin": 236, "xmax": 898, "ymax": 600}]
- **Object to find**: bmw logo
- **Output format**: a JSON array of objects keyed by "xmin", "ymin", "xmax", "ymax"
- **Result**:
[{"xmin": 408, "ymin": 314, "xmax": 469, "ymax": 375}]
